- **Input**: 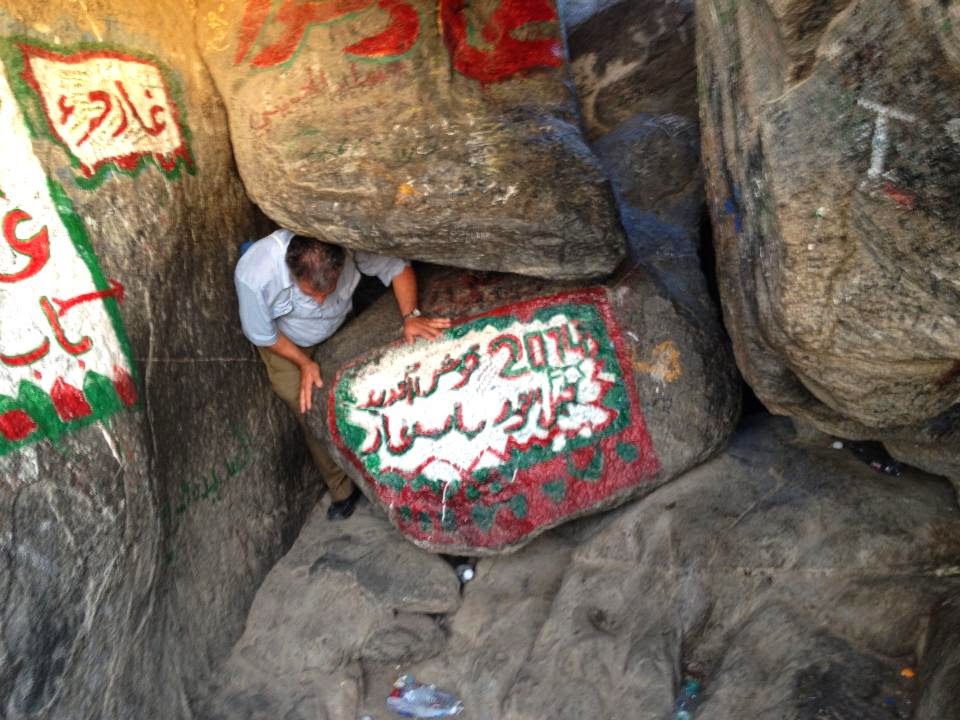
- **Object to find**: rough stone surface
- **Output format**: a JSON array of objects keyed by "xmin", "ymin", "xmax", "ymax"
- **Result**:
[
  {"xmin": 698, "ymin": 0, "xmax": 960, "ymax": 480},
  {"xmin": 201, "ymin": 501, "xmax": 461, "ymax": 720},
  {"xmin": 0, "ymin": 4, "xmax": 317, "ymax": 718},
  {"xmin": 203, "ymin": 416, "xmax": 960, "ymax": 719},
  {"xmin": 198, "ymin": 0, "xmax": 626, "ymax": 279},
  {"xmin": 310, "ymin": 264, "xmax": 739, "ymax": 554},
  {"xmin": 562, "ymin": 0, "xmax": 698, "ymax": 138}
]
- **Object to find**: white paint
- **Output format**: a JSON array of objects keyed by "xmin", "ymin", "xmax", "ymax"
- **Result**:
[
  {"xmin": 98, "ymin": 423, "xmax": 122, "ymax": 466},
  {"xmin": 946, "ymin": 118, "xmax": 960, "ymax": 146},
  {"xmin": 341, "ymin": 312, "xmax": 617, "ymax": 484},
  {"xmin": 857, "ymin": 99, "xmax": 918, "ymax": 180},
  {"xmin": 0, "ymin": 67, "xmax": 133, "ymax": 402},
  {"xmin": 24, "ymin": 51, "xmax": 185, "ymax": 176},
  {"xmin": 571, "ymin": 54, "xmax": 642, "ymax": 132}
]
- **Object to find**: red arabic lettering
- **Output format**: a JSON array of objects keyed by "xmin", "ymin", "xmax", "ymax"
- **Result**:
[
  {"xmin": 0, "ymin": 338, "xmax": 51, "ymax": 367},
  {"xmin": 344, "ymin": 0, "xmax": 420, "ymax": 58},
  {"xmin": 248, "ymin": 0, "xmax": 373, "ymax": 68},
  {"xmin": 40, "ymin": 297, "xmax": 93, "ymax": 356},
  {"xmin": 438, "ymin": 0, "xmax": 563, "ymax": 83},
  {"xmin": 52, "ymin": 278, "xmax": 125, "ymax": 316},
  {"xmin": 76, "ymin": 90, "xmax": 112, "ymax": 145},
  {"xmin": 57, "ymin": 95, "xmax": 75, "ymax": 124},
  {"xmin": 235, "ymin": 0, "xmax": 558, "ymax": 82},
  {"xmin": 115, "ymin": 81, "xmax": 166, "ymax": 136},
  {"xmin": 0, "ymin": 209, "xmax": 50, "ymax": 283}
]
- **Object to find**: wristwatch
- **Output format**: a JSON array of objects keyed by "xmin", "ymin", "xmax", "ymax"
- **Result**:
[{"xmin": 402, "ymin": 308, "xmax": 422, "ymax": 320}]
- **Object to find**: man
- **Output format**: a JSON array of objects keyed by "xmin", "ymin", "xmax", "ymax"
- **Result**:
[{"xmin": 235, "ymin": 228, "xmax": 450, "ymax": 520}]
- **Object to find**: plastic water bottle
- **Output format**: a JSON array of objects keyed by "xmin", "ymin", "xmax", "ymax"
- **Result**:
[
  {"xmin": 675, "ymin": 677, "xmax": 702, "ymax": 720},
  {"xmin": 386, "ymin": 675, "xmax": 464, "ymax": 718}
]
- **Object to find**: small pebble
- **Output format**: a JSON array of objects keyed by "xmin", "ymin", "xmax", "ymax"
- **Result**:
[
  {"xmin": 832, "ymin": 440, "xmax": 844, "ymax": 449},
  {"xmin": 900, "ymin": 667, "xmax": 916, "ymax": 679}
]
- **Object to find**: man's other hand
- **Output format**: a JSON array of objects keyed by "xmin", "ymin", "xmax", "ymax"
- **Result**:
[
  {"xmin": 403, "ymin": 315, "xmax": 452, "ymax": 344},
  {"xmin": 299, "ymin": 360, "xmax": 324, "ymax": 413}
]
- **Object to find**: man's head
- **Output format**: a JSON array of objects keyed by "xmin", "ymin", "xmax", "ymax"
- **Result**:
[{"xmin": 285, "ymin": 234, "xmax": 345, "ymax": 302}]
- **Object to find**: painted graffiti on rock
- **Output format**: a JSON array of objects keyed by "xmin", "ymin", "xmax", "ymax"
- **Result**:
[
  {"xmin": 331, "ymin": 290, "xmax": 659, "ymax": 549},
  {"xmin": 233, "ymin": 0, "xmax": 562, "ymax": 83},
  {"xmin": 12, "ymin": 41, "xmax": 194, "ymax": 187},
  {"xmin": 0, "ymin": 58, "xmax": 137, "ymax": 456}
]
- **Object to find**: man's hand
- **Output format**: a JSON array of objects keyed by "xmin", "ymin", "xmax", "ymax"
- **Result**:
[
  {"xmin": 299, "ymin": 360, "xmax": 324, "ymax": 414},
  {"xmin": 403, "ymin": 315, "xmax": 452, "ymax": 344}
]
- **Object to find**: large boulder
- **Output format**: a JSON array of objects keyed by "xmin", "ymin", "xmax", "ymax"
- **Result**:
[
  {"xmin": 560, "ymin": 0, "xmax": 698, "ymax": 139},
  {"xmin": 0, "ymin": 3, "xmax": 317, "ymax": 717},
  {"xmin": 200, "ymin": 416, "xmax": 960, "ymax": 719},
  {"xmin": 697, "ymin": 0, "xmax": 960, "ymax": 484},
  {"xmin": 308, "ymin": 265, "xmax": 739, "ymax": 554},
  {"xmin": 198, "ymin": 0, "xmax": 626, "ymax": 279}
]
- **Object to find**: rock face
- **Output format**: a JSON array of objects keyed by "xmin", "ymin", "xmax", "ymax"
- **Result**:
[
  {"xmin": 561, "ymin": 0, "xmax": 698, "ymax": 138},
  {"xmin": 310, "ymin": 265, "xmax": 739, "ymax": 554},
  {"xmin": 0, "ymin": 3, "xmax": 317, "ymax": 717},
  {"xmin": 203, "ymin": 416, "xmax": 960, "ymax": 719},
  {"xmin": 198, "ymin": 0, "xmax": 626, "ymax": 279},
  {"xmin": 697, "ymin": 0, "xmax": 960, "ymax": 482}
]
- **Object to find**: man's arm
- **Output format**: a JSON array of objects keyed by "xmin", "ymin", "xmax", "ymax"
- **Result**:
[
  {"xmin": 390, "ymin": 265, "xmax": 451, "ymax": 343},
  {"xmin": 266, "ymin": 332, "xmax": 323, "ymax": 414}
]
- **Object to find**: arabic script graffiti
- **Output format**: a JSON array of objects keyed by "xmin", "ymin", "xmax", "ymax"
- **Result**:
[
  {"xmin": 0, "ymin": 53, "xmax": 137, "ymax": 456},
  {"xmin": 234, "ymin": 0, "xmax": 562, "ymax": 83},
  {"xmin": 332, "ymin": 292, "xmax": 659, "ymax": 549},
  {"xmin": 15, "ymin": 42, "xmax": 194, "ymax": 186}
]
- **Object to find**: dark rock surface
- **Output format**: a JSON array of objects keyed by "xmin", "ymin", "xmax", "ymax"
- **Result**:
[
  {"xmin": 199, "ymin": 0, "xmax": 626, "ymax": 280},
  {"xmin": 697, "ymin": 0, "xmax": 960, "ymax": 483},
  {"xmin": 203, "ymin": 416, "xmax": 960, "ymax": 719},
  {"xmin": 309, "ymin": 264, "xmax": 739, "ymax": 554},
  {"xmin": 0, "ymin": 3, "xmax": 318, "ymax": 717},
  {"xmin": 561, "ymin": 0, "xmax": 698, "ymax": 138}
]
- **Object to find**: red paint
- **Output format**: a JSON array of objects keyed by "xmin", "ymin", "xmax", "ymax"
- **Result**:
[
  {"xmin": 40, "ymin": 297, "xmax": 92, "ymax": 355},
  {"xmin": 344, "ymin": 0, "xmax": 419, "ymax": 58},
  {"xmin": 0, "ymin": 209, "xmax": 50, "ymax": 283},
  {"xmin": 330, "ymin": 289, "xmax": 661, "ymax": 550},
  {"xmin": 883, "ymin": 181, "xmax": 915, "ymax": 210},
  {"xmin": 0, "ymin": 409, "xmax": 37, "ymax": 442},
  {"xmin": 438, "ymin": 0, "xmax": 563, "ymax": 83},
  {"xmin": 52, "ymin": 278, "xmax": 125, "ymax": 316},
  {"xmin": 250, "ymin": 0, "xmax": 373, "ymax": 68},
  {"xmin": 235, "ymin": 0, "xmax": 274, "ymax": 64},
  {"xmin": 113, "ymin": 367, "xmax": 138, "ymax": 407},
  {"xmin": 0, "ymin": 338, "xmax": 50, "ymax": 367},
  {"xmin": 18, "ymin": 43, "xmax": 194, "ymax": 180},
  {"xmin": 50, "ymin": 378, "xmax": 93, "ymax": 421}
]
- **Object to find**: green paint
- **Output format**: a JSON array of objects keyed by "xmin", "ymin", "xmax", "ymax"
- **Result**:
[
  {"xmin": 1, "ymin": 37, "xmax": 196, "ymax": 189},
  {"xmin": 344, "ymin": 5, "xmax": 425, "ymax": 64},
  {"xmin": 399, "ymin": 505, "xmax": 413, "ymax": 521},
  {"xmin": 942, "ymin": 18, "xmax": 953, "ymax": 34},
  {"xmin": 471, "ymin": 504, "xmax": 496, "ymax": 532},
  {"xmin": 441, "ymin": 509, "xmax": 457, "ymax": 531},
  {"xmin": 162, "ymin": 422, "xmax": 260, "ymax": 563},
  {"xmin": 505, "ymin": 494, "xmax": 527, "ymax": 520},
  {"xmin": 542, "ymin": 479, "xmax": 566, "ymax": 503},
  {"xmin": 334, "ymin": 300, "xmax": 633, "ymax": 506},
  {"xmin": 616, "ymin": 441, "xmax": 638, "ymax": 464},
  {"xmin": 419, "ymin": 511, "xmax": 433, "ymax": 533},
  {"xmin": 270, "ymin": 7, "xmax": 374, "ymax": 71},
  {"xmin": 566, "ymin": 449, "xmax": 603, "ymax": 482},
  {"xmin": 380, "ymin": 472, "xmax": 406, "ymax": 492}
]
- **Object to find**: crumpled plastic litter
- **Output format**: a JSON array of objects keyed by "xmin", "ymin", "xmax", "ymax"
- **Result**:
[{"xmin": 386, "ymin": 674, "xmax": 464, "ymax": 718}]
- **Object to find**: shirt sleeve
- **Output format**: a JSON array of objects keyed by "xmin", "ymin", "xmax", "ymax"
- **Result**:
[
  {"xmin": 353, "ymin": 250, "xmax": 409, "ymax": 286},
  {"xmin": 235, "ymin": 277, "xmax": 278, "ymax": 346}
]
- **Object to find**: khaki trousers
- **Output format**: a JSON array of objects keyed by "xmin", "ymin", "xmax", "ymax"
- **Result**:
[{"xmin": 257, "ymin": 345, "xmax": 354, "ymax": 502}]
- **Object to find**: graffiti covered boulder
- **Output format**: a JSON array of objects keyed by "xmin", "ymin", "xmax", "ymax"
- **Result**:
[
  {"xmin": 698, "ymin": 0, "xmax": 960, "ymax": 483},
  {"xmin": 312, "ymin": 268, "xmax": 739, "ymax": 554},
  {"xmin": 331, "ymin": 291, "xmax": 659, "ymax": 550},
  {"xmin": 198, "ymin": 0, "xmax": 626, "ymax": 279}
]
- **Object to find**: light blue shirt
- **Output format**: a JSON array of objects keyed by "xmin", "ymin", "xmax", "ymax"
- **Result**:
[{"xmin": 235, "ymin": 229, "xmax": 408, "ymax": 347}]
